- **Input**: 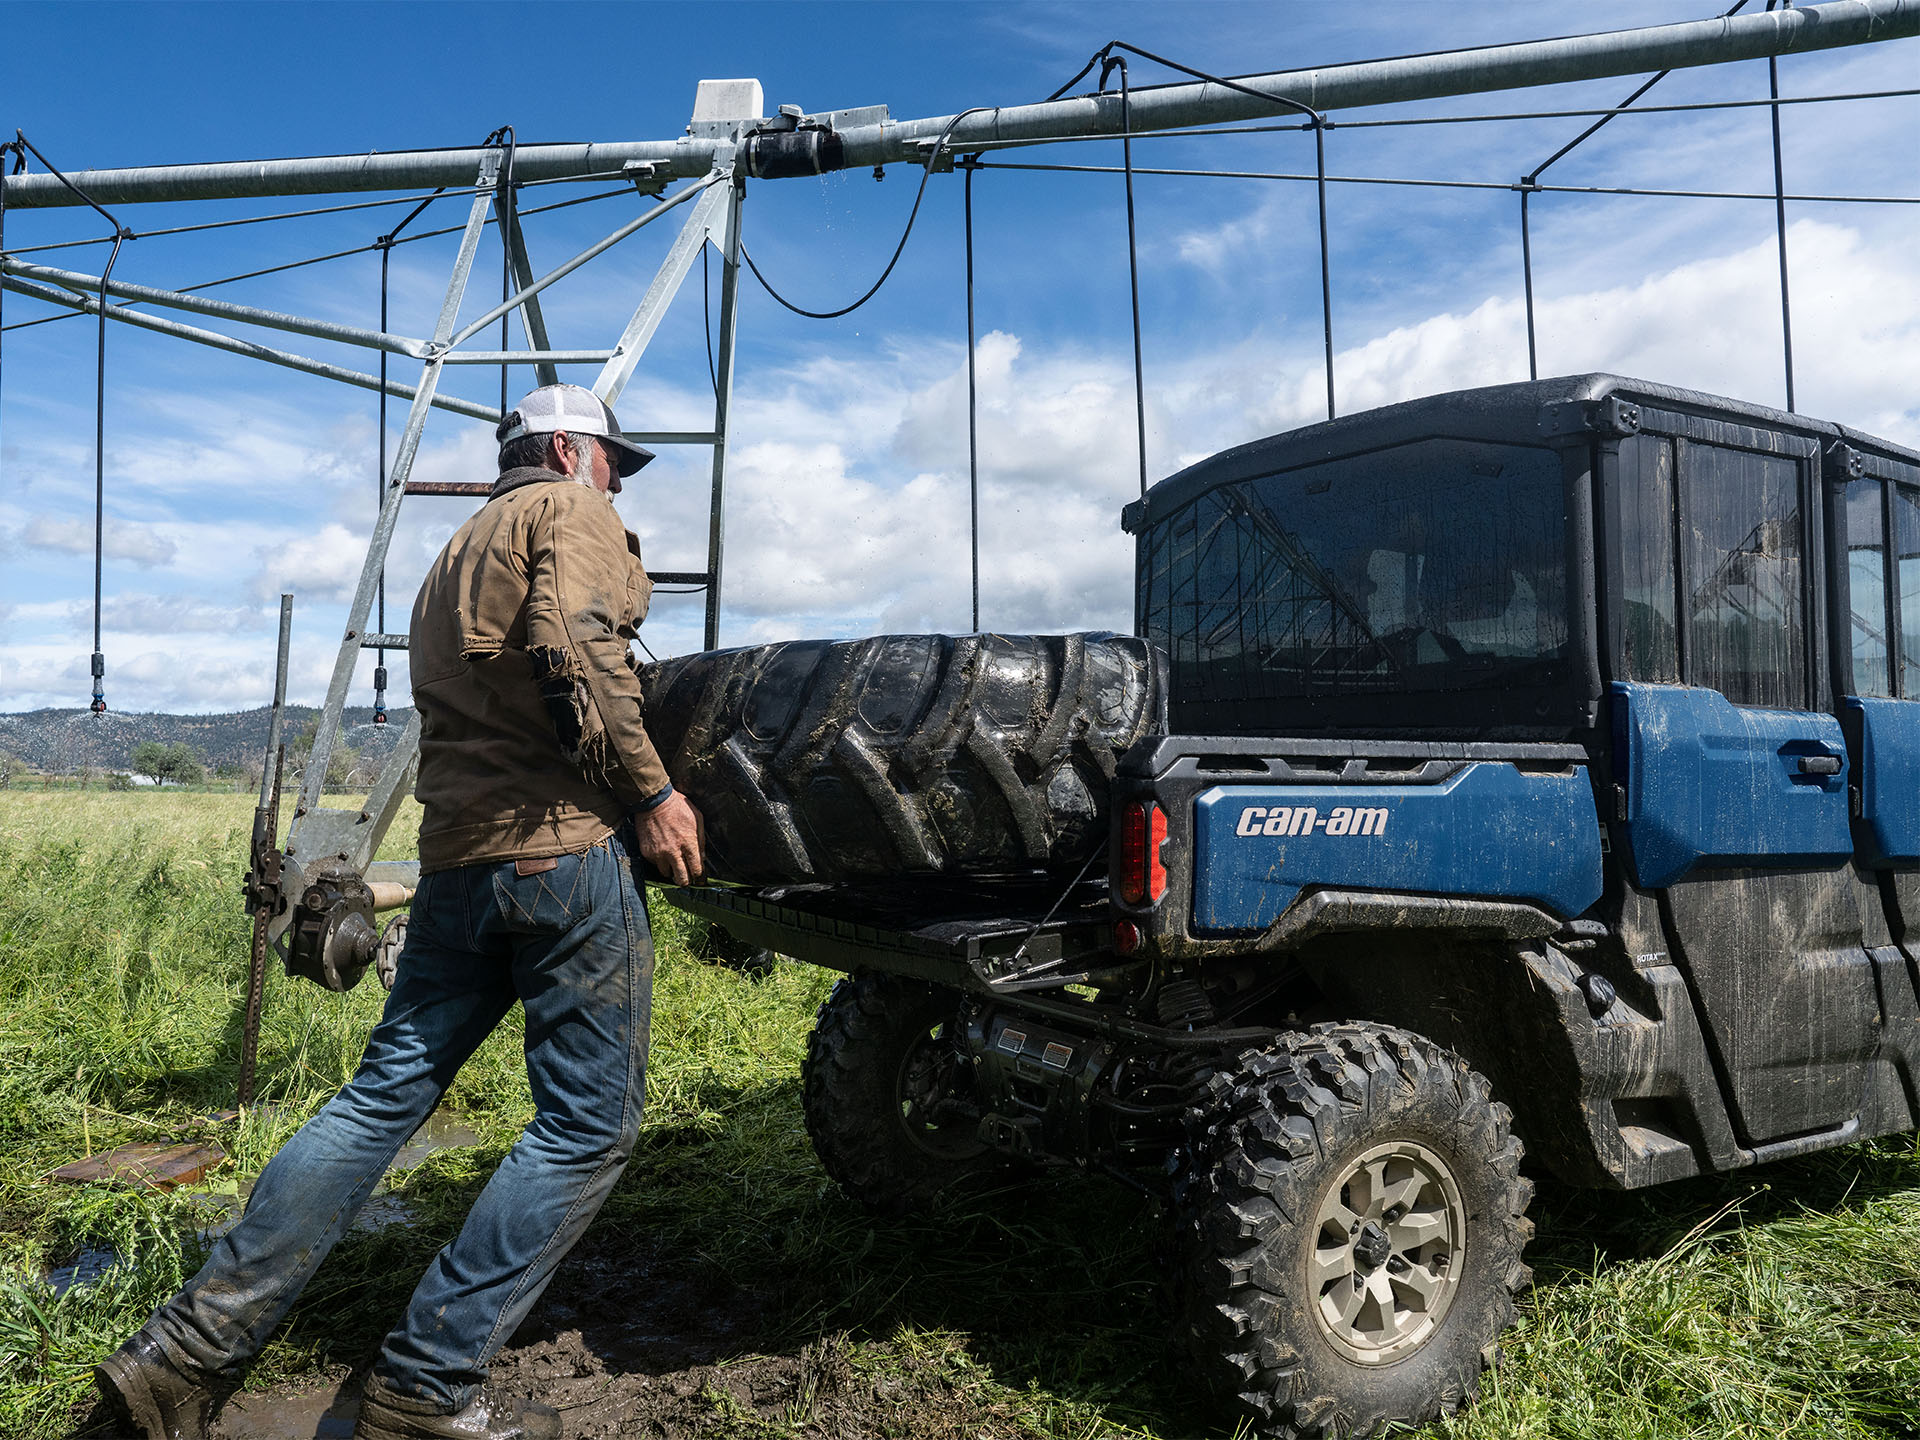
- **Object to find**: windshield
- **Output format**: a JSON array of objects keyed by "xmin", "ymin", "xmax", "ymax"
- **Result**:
[{"xmin": 1140, "ymin": 438, "xmax": 1569, "ymax": 702}]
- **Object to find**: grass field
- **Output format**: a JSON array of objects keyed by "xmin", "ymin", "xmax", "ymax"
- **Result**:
[{"xmin": 3, "ymin": 792, "xmax": 1920, "ymax": 1438}]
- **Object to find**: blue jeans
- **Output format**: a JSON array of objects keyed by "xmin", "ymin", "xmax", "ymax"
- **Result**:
[{"xmin": 151, "ymin": 829, "xmax": 652, "ymax": 1411}]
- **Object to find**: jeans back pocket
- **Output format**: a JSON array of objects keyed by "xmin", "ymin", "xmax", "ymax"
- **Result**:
[{"xmin": 491, "ymin": 851, "xmax": 588, "ymax": 932}]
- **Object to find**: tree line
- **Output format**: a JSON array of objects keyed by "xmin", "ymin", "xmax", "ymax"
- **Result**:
[{"xmin": 0, "ymin": 720, "xmax": 365, "ymax": 792}]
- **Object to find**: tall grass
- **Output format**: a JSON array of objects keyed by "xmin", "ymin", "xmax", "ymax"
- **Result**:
[{"xmin": 3, "ymin": 793, "xmax": 1920, "ymax": 1437}]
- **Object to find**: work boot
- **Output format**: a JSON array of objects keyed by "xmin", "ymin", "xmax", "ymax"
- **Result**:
[
  {"xmin": 94, "ymin": 1330, "xmax": 233, "ymax": 1440},
  {"xmin": 353, "ymin": 1373, "xmax": 561, "ymax": 1440}
]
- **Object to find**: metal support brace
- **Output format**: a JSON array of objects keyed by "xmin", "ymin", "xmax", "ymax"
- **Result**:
[
  {"xmin": 591, "ymin": 174, "xmax": 733, "ymax": 406},
  {"xmin": 0, "ymin": 271, "xmax": 500, "ymax": 421},
  {"xmin": 495, "ymin": 190, "xmax": 559, "ymax": 389},
  {"xmin": 0, "ymin": 255, "xmax": 430, "ymax": 356},
  {"xmin": 450, "ymin": 174, "xmax": 725, "ymax": 353},
  {"xmin": 277, "ymin": 151, "xmax": 500, "ymax": 921}
]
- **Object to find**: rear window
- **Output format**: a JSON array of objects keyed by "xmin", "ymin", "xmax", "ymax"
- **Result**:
[{"xmin": 1139, "ymin": 438, "xmax": 1569, "ymax": 704}]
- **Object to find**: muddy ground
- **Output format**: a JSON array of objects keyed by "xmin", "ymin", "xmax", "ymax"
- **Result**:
[{"xmin": 70, "ymin": 1235, "xmax": 1076, "ymax": 1440}]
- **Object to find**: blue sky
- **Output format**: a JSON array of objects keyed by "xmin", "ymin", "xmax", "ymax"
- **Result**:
[{"xmin": 2, "ymin": 1, "xmax": 1916, "ymax": 716}]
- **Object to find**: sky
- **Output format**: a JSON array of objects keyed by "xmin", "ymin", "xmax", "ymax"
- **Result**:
[{"xmin": 1, "ymin": 1, "xmax": 1916, "ymax": 717}]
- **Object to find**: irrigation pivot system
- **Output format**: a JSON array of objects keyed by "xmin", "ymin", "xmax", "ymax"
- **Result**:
[{"xmin": 1, "ymin": 1, "xmax": 1917, "ymax": 1097}]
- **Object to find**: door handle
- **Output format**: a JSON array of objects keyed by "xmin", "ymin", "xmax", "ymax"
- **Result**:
[{"xmin": 1797, "ymin": 754, "xmax": 1843, "ymax": 776}]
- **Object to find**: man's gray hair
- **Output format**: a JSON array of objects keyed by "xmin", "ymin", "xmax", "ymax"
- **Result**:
[
  {"xmin": 496, "ymin": 413, "xmax": 601, "ymax": 482},
  {"xmin": 496, "ymin": 411, "xmax": 552, "ymax": 474}
]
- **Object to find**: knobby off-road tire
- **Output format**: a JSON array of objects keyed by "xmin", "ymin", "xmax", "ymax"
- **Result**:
[
  {"xmin": 803, "ymin": 972, "xmax": 998, "ymax": 1213},
  {"xmin": 1174, "ymin": 1024, "xmax": 1534, "ymax": 1439},
  {"xmin": 638, "ymin": 633, "xmax": 1166, "ymax": 884}
]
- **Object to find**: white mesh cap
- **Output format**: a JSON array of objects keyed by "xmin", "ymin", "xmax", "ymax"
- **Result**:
[{"xmin": 496, "ymin": 383, "xmax": 655, "ymax": 477}]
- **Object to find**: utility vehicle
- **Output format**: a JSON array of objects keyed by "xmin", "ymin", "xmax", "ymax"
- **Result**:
[{"xmin": 661, "ymin": 374, "xmax": 1920, "ymax": 1436}]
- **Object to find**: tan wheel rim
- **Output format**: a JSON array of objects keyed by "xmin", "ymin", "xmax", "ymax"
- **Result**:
[{"xmin": 1308, "ymin": 1138, "xmax": 1466, "ymax": 1364}]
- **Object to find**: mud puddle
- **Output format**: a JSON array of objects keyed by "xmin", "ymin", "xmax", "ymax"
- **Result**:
[{"xmin": 200, "ymin": 1237, "xmax": 1052, "ymax": 1440}]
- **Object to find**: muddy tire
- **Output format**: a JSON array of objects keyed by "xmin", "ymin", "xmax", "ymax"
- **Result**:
[
  {"xmin": 638, "ymin": 632, "xmax": 1166, "ymax": 884},
  {"xmin": 803, "ymin": 972, "xmax": 997, "ymax": 1213},
  {"xmin": 1173, "ymin": 1024, "xmax": 1533, "ymax": 1439}
]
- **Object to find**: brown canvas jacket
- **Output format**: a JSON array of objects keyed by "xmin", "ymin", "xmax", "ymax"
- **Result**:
[{"xmin": 410, "ymin": 465, "xmax": 670, "ymax": 873}]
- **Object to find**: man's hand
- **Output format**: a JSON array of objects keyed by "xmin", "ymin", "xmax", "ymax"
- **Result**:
[{"xmin": 633, "ymin": 790, "xmax": 705, "ymax": 886}]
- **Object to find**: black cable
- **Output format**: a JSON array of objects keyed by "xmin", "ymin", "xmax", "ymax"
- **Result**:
[
  {"xmin": 15, "ymin": 131, "xmax": 129, "ymax": 714},
  {"xmin": 1105, "ymin": 55, "xmax": 1150, "ymax": 500},
  {"xmin": 1313, "ymin": 116, "xmax": 1334, "ymax": 419},
  {"xmin": 0, "ymin": 140, "xmax": 14, "ymax": 501},
  {"xmin": 1767, "ymin": 4, "xmax": 1796, "ymax": 413},
  {"xmin": 741, "ymin": 107, "xmax": 992, "ymax": 321},
  {"xmin": 2, "ymin": 185, "xmax": 634, "ymax": 335},
  {"xmin": 0, "ymin": 186, "xmax": 494, "ymax": 260},
  {"xmin": 1521, "ymin": 187, "xmax": 1537, "ymax": 381},
  {"xmin": 1070, "ymin": 41, "xmax": 1324, "ymax": 128},
  {"xmin": 1062, "ymin": 42, "xmax": 1335, "ymax": 427},
  {"xmin": 483, "ymin": 126, "xmax": 516, "ymax": 416},
  {"xmin": 1518, "ymin": 0, "xmax": 1751, "ymax": 379},
  {"xmin": 967, "ymin": 159, "xmax": 1917, "ymax": 205},
  {"xmin": 702, "ymin": 241, "xmax": 717, "ymax": 397},
  {"xmin": 962, "ymin": 157, "xmax": 980, "ymax": 632}
]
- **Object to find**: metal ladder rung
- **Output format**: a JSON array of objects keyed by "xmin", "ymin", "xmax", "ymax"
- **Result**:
[
  {"xmin": 358, "ymin": 633, "xmax": 410, "ymax": 649},
  {"xmin": 404, "ymin": 482, "xmax": 493, "ymax": 497}
]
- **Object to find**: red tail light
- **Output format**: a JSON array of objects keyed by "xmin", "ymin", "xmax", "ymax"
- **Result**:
[{"xmin": 1118, "ymin": 800, "xmax": 1168, "ymax": 905}]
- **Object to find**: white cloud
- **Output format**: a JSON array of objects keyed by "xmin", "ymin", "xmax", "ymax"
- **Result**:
[
  {"xmin": 249, "ymin": 521, "xmax": 369, "ymax": 604},
  {"xmin": 1241, "ymin": 218, "xmax": 1919, "ymax": 446},
  {"xmin": 5, "ymin": 216, "xmax": 1917, "ymax": 713},
  {"xmin": 20, "ymin": 513, "xmax": 178, "ymax": 568}
]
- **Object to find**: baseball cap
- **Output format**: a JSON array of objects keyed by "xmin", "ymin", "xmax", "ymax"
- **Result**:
[{"xmin": 497, "ymin": 384, "xmax": 655, "ymax": 477}]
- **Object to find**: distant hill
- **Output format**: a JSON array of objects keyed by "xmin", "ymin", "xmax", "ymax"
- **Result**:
[{"xmin": 0, "ymin": 706, "xmax": 415, "ymax": 773}]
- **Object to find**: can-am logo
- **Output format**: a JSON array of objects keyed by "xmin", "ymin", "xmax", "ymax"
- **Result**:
[{"xmin": 1235, "ymin": 804, "xmax": 1388, "ymax": 837}]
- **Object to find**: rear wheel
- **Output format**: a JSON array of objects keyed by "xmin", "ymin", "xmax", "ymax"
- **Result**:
[
  {"xmin": 802, "ymin": 972, "xmax": 997, "ymax": 1212},
  {"xmin": 1172, "ymin": 1023, "xmax": 1533, "ymax": 1438}
]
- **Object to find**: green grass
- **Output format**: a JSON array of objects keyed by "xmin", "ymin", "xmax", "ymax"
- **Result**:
[{"xmin": 3, "ymin": 792, "xmax": 1920, "ymax": 1438}]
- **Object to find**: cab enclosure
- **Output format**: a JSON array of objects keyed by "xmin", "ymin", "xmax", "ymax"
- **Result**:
[{"xmin": 1115, "ymin": 372, "xmax": 1920, "ymax": 1188}]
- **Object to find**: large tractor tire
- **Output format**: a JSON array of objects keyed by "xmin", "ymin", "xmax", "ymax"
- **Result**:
[
  {"xmin": 1172, "ymin": 1024, "xmax": 1534, "ymax": 1439},
  {"xmin": 638, "ymin": 632, "xmax": 1166, "ymax": 884}
]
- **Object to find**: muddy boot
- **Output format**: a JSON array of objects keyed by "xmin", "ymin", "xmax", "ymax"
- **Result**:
[
  {"xmin": 94, "ymin": 1331, "xmax": 233, "ymax": 1440},
  {"xmin": 353, "ymin": 1374, "xmax": 561, "ymax": 1440}
]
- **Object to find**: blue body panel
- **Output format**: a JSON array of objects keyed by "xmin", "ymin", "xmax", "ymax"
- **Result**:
[
  {"xmin": 1190, "ymin": 762, "xmax": 1604, "ymax": 935},
  {"xmin": 1612, "ymin": 683, "xmax": 1851, "ymax": 889},
  {"xmin": 1845, "ymin": 696, "xmax": 1920, "ymax": 866}
]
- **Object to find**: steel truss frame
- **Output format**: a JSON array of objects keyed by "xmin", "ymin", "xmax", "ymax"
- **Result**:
[
  {"xmin": 282, "ymin": 156, "xmax": 742, "ymax": 939},
  {"xmin": 2, "ymin": 137, "xmax": 747, "ymax": 949}
]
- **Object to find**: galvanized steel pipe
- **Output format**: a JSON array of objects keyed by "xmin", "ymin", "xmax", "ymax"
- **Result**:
[{"xmin": 2, "ymin": 0, "xmax": 1913, "ymax": 208}]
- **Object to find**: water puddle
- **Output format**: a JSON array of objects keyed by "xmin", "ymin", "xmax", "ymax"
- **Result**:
[
  {"xmin": 389, "ymin": 1109, "xmax": 484, "ymax": 1171},
  {"xmin": 44, "ymin": 1110, "xmax": 483, "ymax": 1295},
  {"xmin": 46, "ymin": 1246, "xmax": 119, "ymax": 1296}
]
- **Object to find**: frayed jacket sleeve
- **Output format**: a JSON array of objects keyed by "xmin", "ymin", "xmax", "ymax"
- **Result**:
[{"xmin": 522, "ymin": 485, "xmax": 670, "ymax": 808}]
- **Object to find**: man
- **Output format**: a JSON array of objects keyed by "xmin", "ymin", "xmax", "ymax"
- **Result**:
[{"xmin": 97, "ymin": 383, "xmax": 704, "ymax": 1440}]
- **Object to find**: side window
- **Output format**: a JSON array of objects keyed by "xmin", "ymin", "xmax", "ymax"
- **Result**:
[
  {"xmin": 1682, "ymin": 443, "xmax": 1806, "ymax": 710},
  {"xmin": 1611, "ymin": 434, "xmax": 1679, "ymax": 682},
  {"xmin": 1899, "ymin": 485, "xmax": 1920, "ymax": 698},
  {"xmin": 1847, "ymin": 478, "xmax": 1893, "ymax": 697}
]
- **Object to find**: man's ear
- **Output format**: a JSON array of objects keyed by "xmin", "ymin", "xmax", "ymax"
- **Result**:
[{"xmin": 547, "ymin": 429, "xmax": 576, "ymax": 476}]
